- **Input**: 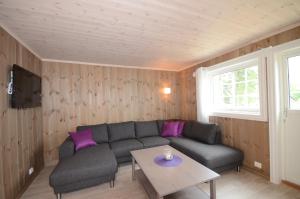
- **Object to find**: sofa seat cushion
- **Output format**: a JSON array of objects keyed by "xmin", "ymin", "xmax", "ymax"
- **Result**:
[
  {"xmin": 110, "ymin": 139, "xmax": 143, "ymax": 158},
  {"xmin": 50, "ymin": 144, "xmax": 117, "ymax": 187},
  {"xmin": 135, "ymin": 121, "xmax": 159, "ymax": 138},
  {"xmin": 169, "ymin": 137, "xmax": 243, "ymax": 170},
  {"xmin": 138, "ymin": 136, "xmax": 170, "ymax": 148}
]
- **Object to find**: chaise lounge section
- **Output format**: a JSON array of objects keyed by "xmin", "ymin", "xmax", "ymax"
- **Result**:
[
  {"xmin": 49, "ymin": 120, "xmax": 243, "ymax": 198},
  {"xmin": 169, "ymin": 121, "xmax": 243, "ymax": 172},
  {"xmin": 49, "ymin": 123, "xmax": 118, "ymax": 198}
]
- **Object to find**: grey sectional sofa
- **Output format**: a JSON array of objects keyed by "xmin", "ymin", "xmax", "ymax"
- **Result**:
[{"xmin": 49, "ymin": 120, "xmax": 243, "ymax": 198}]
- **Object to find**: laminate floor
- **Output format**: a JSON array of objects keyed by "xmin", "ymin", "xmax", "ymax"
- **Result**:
[{"xmin": 21, "ymin": 165, "xmax": 300, "ymax": 199}]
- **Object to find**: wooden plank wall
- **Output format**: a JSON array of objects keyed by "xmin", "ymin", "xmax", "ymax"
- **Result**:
[
  {"xmin": 179, "ymin": 26, "xmax": 300, "ymax": 178},
  {"xmin": 178, "ymin": 67, "xmax": 197, "ymax": 120},
  {"xmin": 0, "ymin": 27, "xmax": 44, "ymax": 199},
  {"xmin": 42, "ymin": 62, "xmax": 181, "ymax": 165},
  {"xmin": 209, "ymin": 117, "xmax": 270, "ymax": 177}
]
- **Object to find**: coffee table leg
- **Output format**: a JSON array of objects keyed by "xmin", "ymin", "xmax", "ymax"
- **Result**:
[
  {"xmin": 210, "ymin": 180, "xmax": 216, "ymax": 199},
  {"xmin": 132, "ymin": 156, "xmax": 135, "ymax": 181}
]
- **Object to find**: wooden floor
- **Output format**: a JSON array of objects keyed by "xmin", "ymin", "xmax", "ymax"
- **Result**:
[{"xmin": 21, "ymin": 165, "xmax": 300, "ymax": 199}]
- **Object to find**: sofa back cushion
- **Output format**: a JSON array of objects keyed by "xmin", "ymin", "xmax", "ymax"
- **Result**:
[
  {"xmin": 177, "ymin": 121, "xmax": 185, "ymax": 136},
  {"xmin": 182, "ymin": 121, "xmax": 193, "ymax": 135},
  {"xmin": 156, "ymin": 120, "xmax": 165, "ymax": 134},
  {"xmin": 77, "ymin": 123, "xmax": 109, "ymax": 144},
  {"xmin": 108, "ymin": 121, "xmax": 135, "ymax": 142},
  {"xmin": 215, "ymin": 126, "xmax": 222, "ymax": 144},
  {"xmin": 135, "ymin": 121, "xmax": 159, "ymax": 138},
  {"xmin": 184, "ymin": 121, "xmax": 218, "ymax": 144}
]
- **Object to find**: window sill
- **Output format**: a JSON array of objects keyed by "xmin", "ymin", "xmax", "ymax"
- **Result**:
[{"xmin": 211, "ymin": 111, "xmax": 268, "ymax": 122}]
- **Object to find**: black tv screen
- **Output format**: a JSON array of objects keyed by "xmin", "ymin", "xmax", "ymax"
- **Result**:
[{"xmin": 11, "ymin": 64, "xmax": 41, "ymax": 108}]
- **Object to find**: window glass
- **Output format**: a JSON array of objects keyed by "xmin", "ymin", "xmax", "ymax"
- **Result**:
[
  {"xmin": 288, "ymin": 56, "xmax": 300, "ymax": 110},
  {"xmin": 212, "ymin": 65, "xmax": 260, "ymax": 112}
]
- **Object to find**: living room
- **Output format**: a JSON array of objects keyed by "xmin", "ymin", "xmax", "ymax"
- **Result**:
[{"xmin": 0, "ymin": 0, "xmax": 300, "ymax": 199}]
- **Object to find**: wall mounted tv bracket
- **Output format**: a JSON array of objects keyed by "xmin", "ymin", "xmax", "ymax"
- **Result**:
[{"xmin": 7, "ymin": 70, "xmax": 13, "ymax": 95}]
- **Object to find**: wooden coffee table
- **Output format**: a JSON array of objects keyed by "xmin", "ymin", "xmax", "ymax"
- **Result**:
[{"xmin": 131, "ymin": 145, "xmax": 220, "ymax": 199}]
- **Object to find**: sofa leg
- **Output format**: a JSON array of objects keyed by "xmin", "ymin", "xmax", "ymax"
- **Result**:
[
  {"xmin": 110, "ymin": 178, "xmax": 115, "ymax": 188},
  {"xmin": 56, "ymin": 193, "xmax": 62, "ymax": 199},
  {"xmin": 236, "ymin": 165, "xmax": 241, "ymax": 172}
]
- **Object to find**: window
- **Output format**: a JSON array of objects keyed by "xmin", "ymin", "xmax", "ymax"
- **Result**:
[
  {"xmin": 212, "ymin": 64, "xmax": 259, "ymax": 112},
  {"xmin": 287, "ymin": 55, "xmax": 300, "ymax": 110},
  {"xmin": 200, "ymin": 53, "xmax": 268, "ymax": 121}
]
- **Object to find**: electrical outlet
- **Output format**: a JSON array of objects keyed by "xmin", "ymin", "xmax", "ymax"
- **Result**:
[
  {"xmin": 29, "ymin": 167, "xmax": 34, "ymax": 175},
  {"xmin": 254, "ymin": 161, "xmax": 262, "ymax": 169}
]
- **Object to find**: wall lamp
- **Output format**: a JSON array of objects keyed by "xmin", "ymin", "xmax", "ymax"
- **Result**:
[{"xmin": 163, "ymin": 87, "xmax": 171, "ymax": 94}]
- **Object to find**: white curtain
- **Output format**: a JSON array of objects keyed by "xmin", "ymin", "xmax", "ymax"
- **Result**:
[{"xmin": 195, "ymin": 67, "xmax": 210, "ymax": 123}]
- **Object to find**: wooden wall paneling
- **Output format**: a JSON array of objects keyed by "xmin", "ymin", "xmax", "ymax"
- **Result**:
[
  {"xmin": 123, "ymin": 68, "xmax": 134, "ymax": 121},
  {"xmin": 210, "ymin": 117, "xmax": 269, "ymax": 177},
  {"xmin": 73, "ymin": 65, "xmax": 82, "ymax": 128},
  {"xmin": 0, "ymin": 65, "xmax": 5, "ymax": 199},
  {"xmin": 0, "ymin": 40, "xmax": 4, "ymax": 197},
  {"xmin": 109, "ymin": 67, "xmax": 119, "ymax": 122},
  {"xmin": 1, "ymin": 26, "xmax": 17, "ymax": 199},
  {"xmin": 171, "ymin": 71, "xmax": 181, "ymax": 119},
  {"xmin": 139, "ymin": 69, "xmax": 148, "ymax": 120},
  {"xmin": 0, "ymin": 73, "xmax": 4, "ymax": 199},
  {"xmin": 164, "ymin": 72, "xmax": 172, "ymax": 118},
  {"xmin": 100, "ymin": 66, "xmax": 109, "ymax": 122},
  {"xmin": 19, "ymin": 47, "xmax": 28, "ymax": 189},
  {"xmin": 0, "ymin": 119, "xmax": 4, "ymax": 199},
  {"xmin": 0, "ymin": 26, "xmax": 44, "ymax": 199},
  {"xmin": 50, "ymin": 63, "xmax": 64, "ymax": 163},
  {"xmin": 0, "ymin": 26, "xmax": 8, "ymax": 198},
  {"xmin": 155, "ymin": 71, "xmax": 163, "ymax": 119},
  {"xmin": 42, "ymin": 61, "xmax": 181, "ymax": 165},
  {"xmin": 179, "ymin": 67, "xmax": 197, "ymax": 120},
  {"xmin": 17, "ymin": 48, "xmax": 25, "ymax": 189},
  {"xmin": 41, "ymin": 62, "xmax": 50, "ymax": 165}
]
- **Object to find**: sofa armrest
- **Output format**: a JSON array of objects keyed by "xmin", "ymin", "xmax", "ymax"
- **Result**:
[{"xmin": 59, "ymin": 137, "xmax": 74, "ymax": 160}]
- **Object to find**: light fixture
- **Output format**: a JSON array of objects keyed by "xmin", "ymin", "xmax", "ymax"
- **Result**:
[{"xmin": 163, "ymin": 87, "xmax": 171, "ymax": 94}]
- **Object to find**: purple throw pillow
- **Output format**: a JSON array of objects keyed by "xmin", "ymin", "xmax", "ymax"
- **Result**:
[
  {"xmin": 177, "ymin": 121, "xmax": 185, "ymax": 137},
  {"xmin": 69, "ymin": 128, "xmax": 96, "ymax": 151},
  {"xmin": 161, "ymin": 121, "xmax": 180, "ymax": 137}
]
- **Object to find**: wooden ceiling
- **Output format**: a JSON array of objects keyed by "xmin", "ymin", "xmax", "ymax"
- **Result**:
[{"xmin": 0, "ymin": 0, "xmax": 299, "ymax": 70}]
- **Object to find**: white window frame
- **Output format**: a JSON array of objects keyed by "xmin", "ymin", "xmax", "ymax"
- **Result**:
[{"xmin": 203, "ymin": 50, "xmax": 268, "ymax": 121}]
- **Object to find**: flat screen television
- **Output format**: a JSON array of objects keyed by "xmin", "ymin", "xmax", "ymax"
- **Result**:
[{"xmin": 11, "ymin": 64, "xmax": 42, "ymax": 108}]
